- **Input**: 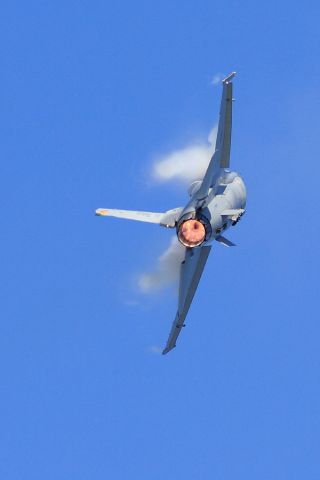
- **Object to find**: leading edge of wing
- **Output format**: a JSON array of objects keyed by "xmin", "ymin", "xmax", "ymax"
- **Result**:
[
  {"xmin": 162, "ymin": 245, "xmax": 212, "ymax": 355},
  {"xmin": 195, "ymin": 72, "xmax": 235, "ymax": 201}
]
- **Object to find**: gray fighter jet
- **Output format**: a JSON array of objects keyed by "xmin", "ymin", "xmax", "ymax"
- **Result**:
[{"xmin": 96, "ymin": 72, "xmax": 246, "ymax": 354}]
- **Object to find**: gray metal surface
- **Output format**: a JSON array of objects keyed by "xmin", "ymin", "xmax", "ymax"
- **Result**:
[
  {"xmin": 95, "ymin": 207, "xmax": 183, "ymax": 227},
  {"xmin": 195, "ymin": 72, "xmax": 235, "ymax": 201},
  {"xmin": 96, "ymin": 72, "xmax": 247, "ymax": 354},
  {"xmin": 95, "ymin": 208, "xmax": 164, "ymax": 223},
  {"xmin": 162, "ymin": 246, "xmax": 212, "ymax": 354}
]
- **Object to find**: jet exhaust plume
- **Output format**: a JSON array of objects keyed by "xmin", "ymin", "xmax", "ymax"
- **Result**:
[{"xmin": 152, "ymin": 126, "xmax": 217, "ymax": 184}]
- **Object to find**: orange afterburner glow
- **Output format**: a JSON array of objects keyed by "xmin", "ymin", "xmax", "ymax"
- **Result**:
[{"xmin": 178, "ymin": 219, "xmax": 206, "ymax": 247}]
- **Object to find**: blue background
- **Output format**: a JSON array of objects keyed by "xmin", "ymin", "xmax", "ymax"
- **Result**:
[{"xmin": 1, "ymin": 1, "xmax": 320, "ymax": 478}]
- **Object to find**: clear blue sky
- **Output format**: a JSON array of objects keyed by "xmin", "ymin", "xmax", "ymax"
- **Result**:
[{"xmin": 1, "ymin": 1, "xmax": 320, "ymax": 479}]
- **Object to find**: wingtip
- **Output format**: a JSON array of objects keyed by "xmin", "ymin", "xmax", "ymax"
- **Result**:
[
  {"xmin": 162, "ymin": 345, "xmax": 176, "ymax": 355},
  {"xmin": 222, "ymin": 72, "xmax": 236, "ymax": 84}
]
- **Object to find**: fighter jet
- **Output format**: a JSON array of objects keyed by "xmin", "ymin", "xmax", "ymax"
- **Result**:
[{"xmin": 96, "ymin": 72, "xmax": 246, "ymax": 354}]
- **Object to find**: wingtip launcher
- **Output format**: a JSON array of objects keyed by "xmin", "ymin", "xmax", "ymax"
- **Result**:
[
  {"xmin": 162, "ymin": 345, "xmax": 176, "ymax": 355},
  {"xmin": 222, "ymin": 71, "xmax": 236, "ymax": 84}
]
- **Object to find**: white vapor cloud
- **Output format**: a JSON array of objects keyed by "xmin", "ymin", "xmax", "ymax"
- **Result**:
[
  {"xmin": 211, "ymin": 73, "xmax": 225, "ymax": 85},
  {"xmin": 139, "ymin": 124, "xmax": 217, "ymax": 295},
  {"xmin": 147, "ymin": 346, "xmax": 162, "ymax": 354},
  {"xmin": 152, "ymin": 126, "xmax": 217, "ymax": 184},
  {"xmin": 138, "ymin": 236, "xmax": 185, "ymax": 293}
]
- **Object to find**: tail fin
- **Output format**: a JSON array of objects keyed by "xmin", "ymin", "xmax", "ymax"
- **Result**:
[{"xmin": 95, "ymin": 207, "xmax": 183, "ymax": 228}]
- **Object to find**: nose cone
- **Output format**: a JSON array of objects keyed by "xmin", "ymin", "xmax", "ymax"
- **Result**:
[{"xmin": 178, "ymin": 219, "xmax": 206, "ymax": 247}]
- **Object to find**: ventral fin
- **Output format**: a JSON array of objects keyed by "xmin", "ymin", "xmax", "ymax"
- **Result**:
[{"xmin": 216, "ymin": 235, "xmax": 236, "ymax": 247}]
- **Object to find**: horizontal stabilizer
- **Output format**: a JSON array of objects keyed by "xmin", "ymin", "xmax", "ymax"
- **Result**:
[
  {"xmin": 221, "ymin": 208, "xmax": 244, "ymax": 216},
  {"xmin": 216, "ymin": 235, "xmax": 236, "ymax": 247}
]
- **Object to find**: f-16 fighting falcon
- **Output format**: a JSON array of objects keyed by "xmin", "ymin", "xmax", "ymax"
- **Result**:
[{"xmin": 96, "ymin": 72, "xmax": 246, "ymax": 354}]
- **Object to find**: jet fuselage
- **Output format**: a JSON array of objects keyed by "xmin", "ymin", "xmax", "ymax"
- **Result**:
[{"xmin": 176, "ymin": 170, "xmax": 246, "ymax": 247}]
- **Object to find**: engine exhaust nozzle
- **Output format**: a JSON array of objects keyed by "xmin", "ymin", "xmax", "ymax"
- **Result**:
[{"xmin": 178, "ymin": 219, "xmax": 206, "ymax": 247}]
